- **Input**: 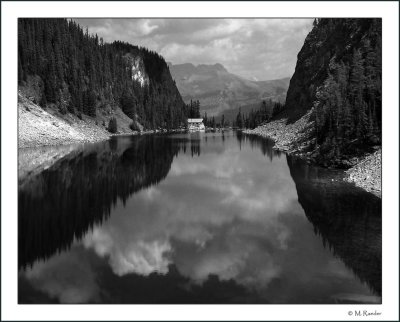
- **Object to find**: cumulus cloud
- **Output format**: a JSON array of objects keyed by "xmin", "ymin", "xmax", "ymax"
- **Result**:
[{"xmin": 74, "ymin": 18, "xmax": 313, "ymax": 80}]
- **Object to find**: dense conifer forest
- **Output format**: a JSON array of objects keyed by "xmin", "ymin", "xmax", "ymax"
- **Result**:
[
  {"xmin": 285, "ymin": 18, "xmax": 382, "ymax": 159},
  {"xmin": 187, "ymin": 99, "xmax": 201, "ymax": 118},
  {"xmin": 234, "ymin": 100, "xmax": 285, "ymax": 129},
  {"xmin": 18, "ymin": 18, "xmax": 188, "ymax": 130}
]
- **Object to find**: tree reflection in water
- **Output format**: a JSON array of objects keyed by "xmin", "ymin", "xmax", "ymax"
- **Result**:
[
  {"xmin": 18, "ymin": 132, "xmax": 381, "ymax": 304},
  {"xmin": 287, "ymin": 156, "xmax": 381, "ymax": 296},
  {"xmin": 19, "ymin": 135, "xmax": 181, "ymax": 269}
]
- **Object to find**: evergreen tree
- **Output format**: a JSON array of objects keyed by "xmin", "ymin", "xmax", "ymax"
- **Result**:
[
  {"xmin": 18, "ymin": 18, "xmax": 188, "ymax": 128},
  {"xmin": 236, "ymin": 108, "xmax": 243, "ymax": 129},
  {"xmin": 108, "ymin": 117, "xmax": 117, "ymax": 133}
]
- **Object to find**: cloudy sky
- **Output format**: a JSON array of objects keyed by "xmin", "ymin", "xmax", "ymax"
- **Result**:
[{"xmin": 74, "ymin": 19, "xmax": 313, "ymax": 81}]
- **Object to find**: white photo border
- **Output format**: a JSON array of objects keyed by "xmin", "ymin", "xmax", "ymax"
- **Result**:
[{"xmin": 2, "ymin": 1, "xmax": 399, "ymax": 321}]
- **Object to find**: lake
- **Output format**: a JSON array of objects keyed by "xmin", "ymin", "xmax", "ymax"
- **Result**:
[{"xmin": 18, "ymin": 131, "xmax": 382, "ymax": 304}]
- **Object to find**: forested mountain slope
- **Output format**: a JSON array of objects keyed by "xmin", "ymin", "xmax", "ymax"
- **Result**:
[
  {"xmin": 18, "ymin": 18, "xmax": 188, "ymax": 131},
  {"xmin": 283, "ymin": 18, "xmax": 381, "ymax": 159}
]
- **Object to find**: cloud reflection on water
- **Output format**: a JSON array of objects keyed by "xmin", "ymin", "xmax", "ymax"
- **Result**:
[
  {"xmin": 79, "ymin": 137, "xmax": 300, "ymax": 284},
  {"xmin": 20, "ymin": 133, "xmax": 380, "ymax": 304},
  {"xmin": 23, "ymin": 248, "xmax": 100, "ymax": 303}
]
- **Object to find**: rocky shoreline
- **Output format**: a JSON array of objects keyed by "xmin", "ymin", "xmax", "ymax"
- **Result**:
[
  {"xmin": 18, "ymin": 93, "xmax": 139, "ymax": 149},
  {"xmin": 18, "ymin": 94, "xmax": 190, "ymax": 179},
  {"xmin": 243, "ymin": 113, "xmax": 381, "ymax": 198},
  {"xmin": 18, "ymin": 93, "xmax": 189, "ymax": 149},
  {"xmin": 243, "ymin": 109, "xmax": 315, "ymax": 154},
  {"xmin": 19, "ymin": 92, "xmax": 382, "ymax": 198},
  {"xmin": 18, "ymin": 93, "xmax": 139, "ymax": 178},
  {"xmin": 344, "ymin": 149, "xmax": 381, "ymax": 197},
  {"xmin": 19, "ymin": 94, "xmax": 110, "ymax": 148}
]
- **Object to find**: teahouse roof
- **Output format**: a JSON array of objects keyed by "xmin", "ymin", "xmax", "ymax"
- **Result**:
[{"xmin": 188, "ymin": 118, "xmax": 203, "ymax": 123}]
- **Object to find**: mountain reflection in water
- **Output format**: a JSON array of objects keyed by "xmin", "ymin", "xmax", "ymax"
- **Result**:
[{"xmin": 18, "ymin": 131, "xmax": 381, "ymax": 304}]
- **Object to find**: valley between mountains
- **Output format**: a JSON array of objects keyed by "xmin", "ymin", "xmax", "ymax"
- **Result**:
[{"xmin": 18, "ymin": 18, "xmax": 381, "ymax": 197}]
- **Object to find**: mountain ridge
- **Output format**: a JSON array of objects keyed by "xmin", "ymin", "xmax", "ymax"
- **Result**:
[{"xmin": 169, "ymin": 62, "xmax": 290, "ymax": 120}]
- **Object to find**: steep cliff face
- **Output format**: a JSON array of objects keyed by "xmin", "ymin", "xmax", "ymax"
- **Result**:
[
  {"xmin": 284, "ymin": 19, "xmax": 381, "ymax": 124},
  {"xmin": 282, "ymin": 19, "xmax": 381, "ymax": 163},
  {"xmin": 124, "ymin": 53, "xmax": 149, "ymax": 87}
]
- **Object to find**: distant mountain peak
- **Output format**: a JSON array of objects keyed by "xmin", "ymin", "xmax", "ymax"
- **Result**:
[
  {"xmin": 171, "ymin": 62, "xmax": 228, "ymax": 73},
  {"xmin": 197, "ymin": 63, "xmax": 227, "ymax": 72},
  {"xmin": 179, "ymin": 62, "xmax": 196, "ymax": 68},
  {"xmin": 213, "ymin": 63, "xmax": 227, "ymax": 72}
]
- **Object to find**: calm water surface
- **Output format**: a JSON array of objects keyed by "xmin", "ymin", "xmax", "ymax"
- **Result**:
[{"xmin": 18, "ymin": 131, "xmax": 381, "ymax": 304}]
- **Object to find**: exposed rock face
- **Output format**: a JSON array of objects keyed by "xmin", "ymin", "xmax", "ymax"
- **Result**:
[{"xmin": 124, "ymin": 53, "xmax": 149, "ymax": 87}]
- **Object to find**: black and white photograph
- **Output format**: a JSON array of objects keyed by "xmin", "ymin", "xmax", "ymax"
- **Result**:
[{"xmin": 2, "ymin": 1, "xmax": 399, "ymax": 321}]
